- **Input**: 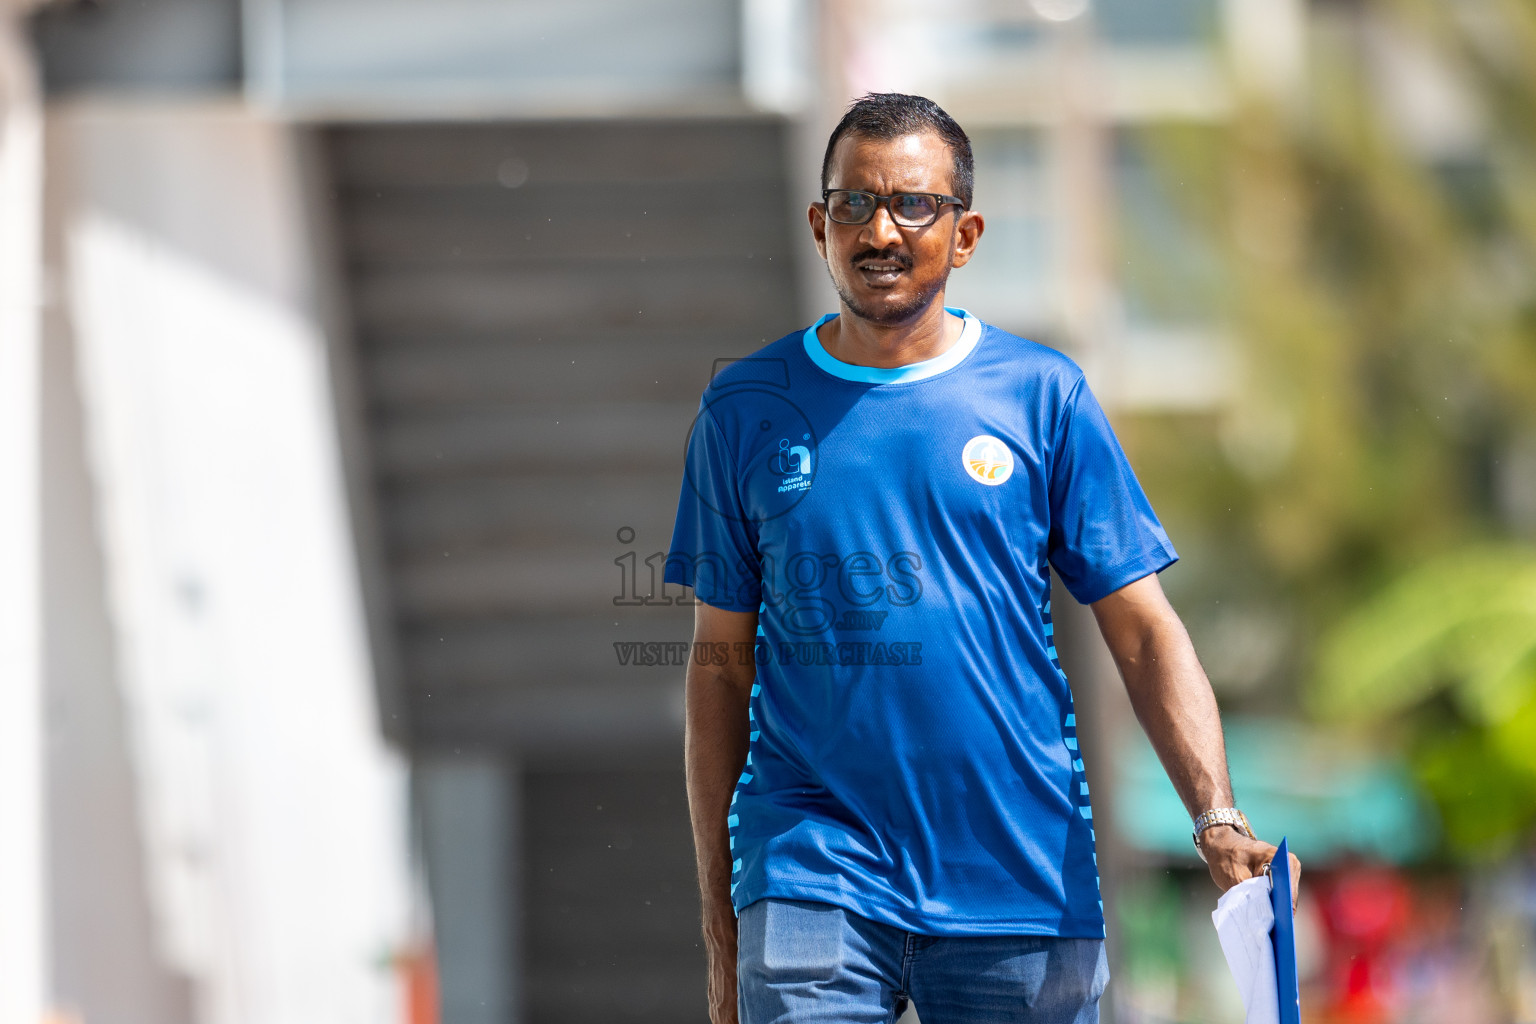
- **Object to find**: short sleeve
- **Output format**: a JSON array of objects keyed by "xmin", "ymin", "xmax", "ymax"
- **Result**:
[
  {"xmin": 1047, "ymin": 377, "xmax": 1178, "ymax": 604},
  {"xmin": 665, "ymin": 402, "xmax": 763, "ymax": 611}
]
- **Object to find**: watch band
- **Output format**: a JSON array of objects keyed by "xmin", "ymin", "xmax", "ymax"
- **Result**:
[{"xmin": 1191, "ymin": 807, "xmax": 1255, "ymax": 862}]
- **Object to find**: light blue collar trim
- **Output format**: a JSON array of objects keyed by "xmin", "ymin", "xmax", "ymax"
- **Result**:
[{"xmin": 802, "ymin": 307, "xmax": 981, "ymax": 384}]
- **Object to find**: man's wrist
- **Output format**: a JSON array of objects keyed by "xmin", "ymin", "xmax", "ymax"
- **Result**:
[
  {"xmin": 1197, "ymin": 823, "xmax": 1247, "ymax": 851},
  {"xmin": 1192, "ymin": 807, "xmax": 1255, "ymax": 862}
]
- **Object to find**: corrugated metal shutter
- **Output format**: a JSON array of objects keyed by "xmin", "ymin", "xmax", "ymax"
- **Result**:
[{"xmin": 325, "ymin": 118, "xmax": 800, "ymax": 1023}]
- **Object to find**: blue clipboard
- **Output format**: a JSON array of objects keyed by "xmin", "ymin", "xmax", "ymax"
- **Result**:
[{"xmin": 1269, "ymin": 837, "xmax": 1301, "ymax": 1024}]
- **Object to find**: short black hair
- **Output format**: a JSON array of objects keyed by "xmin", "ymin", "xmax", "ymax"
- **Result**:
[{"xmin": 820, "ymin": 93, "xmax": 974, "ymax": 209}]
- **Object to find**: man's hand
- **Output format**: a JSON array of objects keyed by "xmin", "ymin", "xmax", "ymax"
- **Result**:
[{"xmin": 1199, "ymin": 825, "xmax": 1303, "ymax": 909}]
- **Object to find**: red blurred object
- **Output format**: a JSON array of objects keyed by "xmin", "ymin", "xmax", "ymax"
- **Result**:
[
  {"xmin": 402, "ymin": 941, "xmax": 439, "ymax": 1024},
  {"xmin": 1318, "ymin": 867, "xmax": 1415, "ymax": 1023},
  {"xmin": 1328, "ymin": 870, "xmax": 1413, "ymax": 945}
]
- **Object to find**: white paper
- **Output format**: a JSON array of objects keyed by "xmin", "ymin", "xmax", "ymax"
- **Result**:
[{"xmin": 1211, "ymin": 875, "xmax": 1279, "ymax": 1024}]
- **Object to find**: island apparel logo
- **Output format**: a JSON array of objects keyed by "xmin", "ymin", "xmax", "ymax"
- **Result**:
[
  {"xmin": 962, "ymin": 434, "xmax": 1014, "ymax": 485},
  {"xmin": 775, "ymin": 436, "xmax": 814, "ymax": 493},
  {"xmin": 685, "ymin": 375, "xmax": 818, "ymax": 524}
]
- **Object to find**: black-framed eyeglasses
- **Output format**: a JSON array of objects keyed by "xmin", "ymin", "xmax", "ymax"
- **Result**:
[{"xmin": 821, "ymin": 189, "xmax": 966, "ymax": 227}]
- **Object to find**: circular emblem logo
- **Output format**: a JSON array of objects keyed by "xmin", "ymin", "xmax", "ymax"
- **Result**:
[{"xmin": 962, "ymin": 434, "xmax": 1014, "ymax": 485}]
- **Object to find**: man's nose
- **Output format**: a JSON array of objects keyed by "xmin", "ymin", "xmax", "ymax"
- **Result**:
[{"xmin": 860, "ymin": 203, "xmax": 903, "ymax": 249}]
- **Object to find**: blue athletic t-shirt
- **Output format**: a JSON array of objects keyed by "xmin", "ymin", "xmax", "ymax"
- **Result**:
[{"xmin": 666, "ymin": 308, "xmax": 1177, "ymax": 937}]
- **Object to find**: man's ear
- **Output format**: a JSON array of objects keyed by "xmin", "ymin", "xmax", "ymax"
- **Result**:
[
  {"xmin": 950, "ymin": 210, "xmax": 985, "ymax": 269},
  {"xmin": 808, "ymin": 203, "xmax": 829, "ymax": 261}
]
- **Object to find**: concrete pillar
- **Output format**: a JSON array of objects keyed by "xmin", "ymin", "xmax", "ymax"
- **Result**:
[
  {"xmin": 417, "ymin": 755, "xmax": 521, "ymax": 1024},
  {"xmin": 0, "ymin": 7, "xmax": 44, "ymax": 1024}
]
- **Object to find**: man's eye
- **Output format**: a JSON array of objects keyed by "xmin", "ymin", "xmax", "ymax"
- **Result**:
[
  {"xmin": 895, "ymin": 195, "xmax": 933, "ymax": 215},
  {"xmin": 846, "ymin": 193, "xmax": 872, "ymax": 209}
]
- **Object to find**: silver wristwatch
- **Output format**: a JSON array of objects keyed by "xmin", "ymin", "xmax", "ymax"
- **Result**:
[{"xmin": 1191, "ymin": 807, "xmax": 1255, "ymax": 862}]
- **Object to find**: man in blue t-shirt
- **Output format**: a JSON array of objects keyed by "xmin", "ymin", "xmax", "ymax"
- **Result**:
[{"xmin": 668, "ymin": 93, "xmax": 1300, "ymax": 1024}]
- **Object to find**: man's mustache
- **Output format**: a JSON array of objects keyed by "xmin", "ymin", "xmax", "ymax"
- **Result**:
[{"xmin": 848, "ymin": 248, "xmax": 914, "ymax": 270}]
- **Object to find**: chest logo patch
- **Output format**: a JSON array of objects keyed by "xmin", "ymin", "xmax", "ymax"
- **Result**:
[
  {"xmin": 774, "ymin": 436, "xmax": 814, "ymax": 493},
  {"xmin": 962, "ymin": 435, "xmax": 1014, "ymax": 486}
]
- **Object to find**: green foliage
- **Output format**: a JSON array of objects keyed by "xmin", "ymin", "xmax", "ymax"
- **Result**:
[
  {"xmin": 1415, "ymin": 709, "xmax": 1536, "ymax": 860},
  {"xmin": 1310, "ymin": 546, "xmax": 1536, "ymax": 724},
  {"xmin": 1307, "ymin": 547, "xmax": 1536, "ymax": 858},
  {"xmin": 1117, "ymin": 873, "xmax": 1185, "ymax": 984},
  {"xmin": 1126, "ymin": 0, "xmax": 1536, "ymax": 858}
]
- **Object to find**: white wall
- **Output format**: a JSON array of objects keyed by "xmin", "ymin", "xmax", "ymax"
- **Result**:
[
  {"xmin": 41, "ymin": 199, "xmax": 199, "ymax": 1024},
  {"xmin": 45, "ymin": 100, "xmax": 410, "ymax": 1024}
]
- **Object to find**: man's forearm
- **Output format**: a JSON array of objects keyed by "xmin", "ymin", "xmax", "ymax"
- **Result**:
[
  {"xmin": 1091, "ymin": 576, "xmax": 1233, "ymax": 817},
  {"xmin": 684, "ymin": 658, "xmax": 752, "ymax": 931},
  {"xmin": 1094, "ymin": 575, "xmax": 1299, "ymax": 894},
  {"xmin": 683, "ymin": 603, "xmax": 758, "ymax": 1024},
  {"xmin": 1116, "ymin": 614, "xmax": 1234, "ymax": 816}
]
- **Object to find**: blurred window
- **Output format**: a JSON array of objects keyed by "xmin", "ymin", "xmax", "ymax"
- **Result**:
[
  {"xmin": 1096, "ymin": 0, "xmax": 1220, "ymax": 47},
  {"xmin": 943, "ymin": 130, "xmax": 1052, "ymax": 336},
  {"xmin": 29, "ymin": 0, "xmax": 242, "ymax": 94},
  {"xmin": 269, "ymin": 0, "xmax": 740, "ymax": 110},
  {"xmin": 1113, "ymin": 127, "xmax": 1223, "ymax": 332}
]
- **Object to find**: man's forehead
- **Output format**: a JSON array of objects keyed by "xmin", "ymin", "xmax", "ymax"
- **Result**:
[{"xmin": 827, "ymin": 131, "xmax": 954, "ymax": 192}]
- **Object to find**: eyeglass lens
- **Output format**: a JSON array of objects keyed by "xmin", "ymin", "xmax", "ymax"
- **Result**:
[{"xmin": 827, "ymin": 191, "xmax": 941, "ymax": 226}]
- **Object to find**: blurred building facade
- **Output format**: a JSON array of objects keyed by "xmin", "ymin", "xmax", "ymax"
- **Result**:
[{"xmin": 10, "ymin": 2, "xmax": 1478, "ymax": 1024}]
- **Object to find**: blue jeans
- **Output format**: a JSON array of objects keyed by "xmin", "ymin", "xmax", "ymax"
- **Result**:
[{"xmin": 737, "ymin": 899, "xmax": 1109, "ymax": 1024}]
